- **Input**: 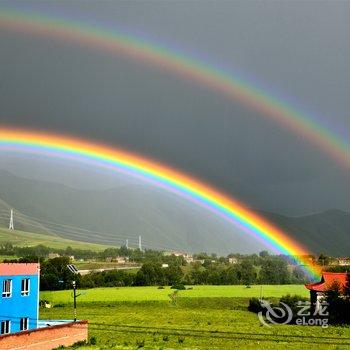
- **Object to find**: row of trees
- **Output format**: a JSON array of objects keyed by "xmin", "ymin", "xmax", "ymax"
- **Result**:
[
  {"xmin": 33, "ymin": 255, "xmax": 307, "ymax": 291},
  {"xmin": 37, "ymin": 257, "xmax": 183, "ymax": 290},
  {"xmin": 0, "ymin": 242, "xmax": 319, "ymax": 269},
  {"xmin": 0, "ymin": 242, "xmax": 185, "ymax": 264}
]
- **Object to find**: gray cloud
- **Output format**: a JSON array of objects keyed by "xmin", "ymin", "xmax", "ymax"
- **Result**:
[{"xmin": 1, "ymin": 0, "xmax": 350, "ymax": 215}]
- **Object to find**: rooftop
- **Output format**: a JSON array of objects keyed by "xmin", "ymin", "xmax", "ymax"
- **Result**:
[
  {"xmin": 0, "ymin": 263, "xmax": 40, "ymax": 276},
  {"xmin": 305, "ymin": 272, "xmax": 348, "ymax": 292}
]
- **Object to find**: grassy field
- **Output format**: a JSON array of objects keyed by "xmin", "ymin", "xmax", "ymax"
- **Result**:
[
  {"xmin": 0, "ymin": 227, "xmax": 110, "ymax": 251},
  {"xmin": 40, "ymin": 285, "xmax": 350, "ymax": 349},
  {"xmin": 41, "ymin": 285, "xmax": 309, "ymax": 304}
]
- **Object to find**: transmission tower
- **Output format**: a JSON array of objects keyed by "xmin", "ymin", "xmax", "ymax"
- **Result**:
[
  {"xmin": 138, "ymin": 235, "xmax": 142, "ymax": 251},
  {"xmin": 8, "ymin": 209, "xmax": 14, "ymax": 230}
]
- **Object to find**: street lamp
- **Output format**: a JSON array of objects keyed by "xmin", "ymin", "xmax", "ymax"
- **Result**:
[{"xmin": 67, "ymin": 264, "xmax": 80, "ymax": 322}]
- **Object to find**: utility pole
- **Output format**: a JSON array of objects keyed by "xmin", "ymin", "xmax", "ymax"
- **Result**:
[
  {"xmin": 138, "ymin": 235, "xmax": 142, "ymax": 251},
  {"xmin": 8, "ymin": 209, "xmax": 14, "ymax": 230},
  {"xmin": 72, "ymin": 280, "xmax": 77, "ymax": 322}
]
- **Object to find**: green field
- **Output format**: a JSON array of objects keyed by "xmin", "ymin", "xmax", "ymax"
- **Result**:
[
  {"xmin": 40, "ymin": 285, "xmax": 309, "ymax": 304},
  {"xmin": 40, "ymin": 286, "xmax": 350, "ymax": 349},
  {"xmin": 0, "ymin": 227, "xmax": 110, "ymax": 251}
]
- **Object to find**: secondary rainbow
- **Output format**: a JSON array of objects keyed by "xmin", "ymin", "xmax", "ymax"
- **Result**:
[
  {"xmin": 0, "ymin": 6, "xmax": 350, "ymax": 172},
  {"xmin": 0, "ymin": 128, "xmax": 321, "ymax": 278}
]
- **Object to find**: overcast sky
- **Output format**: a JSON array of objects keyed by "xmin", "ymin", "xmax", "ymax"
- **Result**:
[{"xmin": 1, "ymin": 0, "xmax": 350, "ymax": 216}]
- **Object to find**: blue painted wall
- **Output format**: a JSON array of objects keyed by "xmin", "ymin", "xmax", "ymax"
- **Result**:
[{"xmin": 0, "ymin": 274, "xmax": 39, "ymax": 334}]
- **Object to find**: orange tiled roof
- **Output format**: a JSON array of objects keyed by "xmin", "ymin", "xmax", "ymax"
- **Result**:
[{"xmin": 305, "ymin": 272, "xmax": 347, "ymax": 292}]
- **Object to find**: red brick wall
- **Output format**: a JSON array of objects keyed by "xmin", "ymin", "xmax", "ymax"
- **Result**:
[{"xmin": 0, "ymin": 321, "xmax": 88, "ymax": 350}]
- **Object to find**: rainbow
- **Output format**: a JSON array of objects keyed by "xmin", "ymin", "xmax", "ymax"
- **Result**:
[
  {"xmin": 0, "ymin": 6, "xmax": 350, "ymax": 172},
  {"xmin": 0, "ymin": 128, "xmax": 321, "ymax": 279}
]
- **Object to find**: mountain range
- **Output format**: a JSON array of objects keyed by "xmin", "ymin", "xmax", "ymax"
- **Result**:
[{"xmin": 0, "ymin": 170, "xmax": 348, "ymax": 256}]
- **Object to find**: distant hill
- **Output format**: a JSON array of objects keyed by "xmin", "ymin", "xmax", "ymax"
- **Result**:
[
  {"xmin": 0, "ymin": 196, "xmax": 54, "ymax": 236},
  {"xmin": 0, "ymin": 170, "xmax": 348, "ymax": 255},
  {"xmin": 0, "ymin": 170, "xmax": 262, "ymax": 254},
  {"xmin": 261, "ymin": 210, "xmax": 350, "ymax": 256}
]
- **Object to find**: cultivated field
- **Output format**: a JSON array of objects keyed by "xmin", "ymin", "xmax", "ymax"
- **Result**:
[{"xmin": 40, "ymin": 285, "xmax": 350, "ymax": 349}]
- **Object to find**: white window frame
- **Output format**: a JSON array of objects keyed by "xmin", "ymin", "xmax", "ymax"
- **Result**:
[
  {"xmin": 1, "ymin": 320, "xmax": 11, "ymax": 335},
  {"xmin": 20, "ymin": 317, "xmax": 29, "ymax": 331},
  {"xmin": 21, "ymin": 278, "xmax": 30, "ymax": 296},
  {"xmin": 2, "ymin": 279, "xmax": 12, "ymax": 298}
]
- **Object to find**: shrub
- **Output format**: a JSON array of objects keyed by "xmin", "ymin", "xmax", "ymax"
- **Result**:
[
  {"xmin": 248, "ymin": 297, "xmax": 264, "ymax": 313},
  {"xmin": 171, "ymin": 283, "xmax": 186, "ymax": 290},
  {"xmin": 88, "ymin": 336, "xmax": 97, "ymax": 345},
  {"xmin": 279, "ymin": 294, "xmax": 308, "ymax": 318}
]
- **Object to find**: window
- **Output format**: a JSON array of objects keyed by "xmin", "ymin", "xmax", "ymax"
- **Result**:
[
  {"xmin": 1, "ymin": 320, "xmax": 10, "ymax": 335},
  {"xmin": 20, "ymin": 318, "xmax": 29, "ymax": 331},
  {"xmin": 2, "ymin": 280, "xmax": 12, "ymax": 298},
  {"xmin": 21, "ymin": 278, "xmax": 30, "ymax": 296}
]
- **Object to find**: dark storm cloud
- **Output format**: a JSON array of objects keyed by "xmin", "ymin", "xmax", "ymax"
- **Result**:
[{"xmin": 1, "ymin": 0, "xmax": 350, "ymax": 215}]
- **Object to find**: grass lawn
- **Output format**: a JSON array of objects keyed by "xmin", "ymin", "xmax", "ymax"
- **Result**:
[
  {"xmin": 40, "ymin": 285, "xmax": 350, "ymax": 349},
  {"xmin": 40, "ymin": 285, "xmax": 309, "ymax": 304}
]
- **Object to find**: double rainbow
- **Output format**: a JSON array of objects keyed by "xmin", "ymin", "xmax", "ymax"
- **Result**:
[
  {"xmin": 0, "ymin": 128, "xmax": 321, "ymax": 279},
  {"xmin": 0, "ymin": 6, "xmax": 349, "ymax": 173},
  {"xmin": 0, "ymin": 5, "xmax": 335, "ymax": 278}
]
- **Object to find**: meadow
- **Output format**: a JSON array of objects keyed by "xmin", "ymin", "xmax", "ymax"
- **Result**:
[
  {"xmin": 40, "ymin": 285, "xmax": 350, "ymax": 350},
  {"xmin": 40, "ymin": 285, "xmax": 309, "ymax": 304}
]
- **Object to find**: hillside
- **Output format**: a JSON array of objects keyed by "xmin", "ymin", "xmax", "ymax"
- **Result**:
[
  {"xmin": 0, "ymin": 170, "xmax": 349, "ymax": 255},
  {"xmin": 0, "ymin": 170, "xmax": 261, "ymax": 254},
  {"xmin": 0, "ymin": 227, "xmax": 110, "ymax": 251},
  {"xmin": 262, "ymin": 209, "xmax": 350, "ymax": 256}
]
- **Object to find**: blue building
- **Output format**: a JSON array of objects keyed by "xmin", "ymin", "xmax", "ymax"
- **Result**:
[{"xmin": 0, "ymin": 263, "xmax": 40, "ymax": 335}]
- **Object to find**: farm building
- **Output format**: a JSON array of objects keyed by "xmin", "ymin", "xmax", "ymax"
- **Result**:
[{"xmin": 0, "ymin": 263, "xmax": 87, "ymax": 350}]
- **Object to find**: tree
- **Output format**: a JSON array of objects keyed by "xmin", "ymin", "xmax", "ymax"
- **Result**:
[
  {"xmin": 40, "ymin": 257, "xmax": 77, "ymax": 290},
  {"xmin": 326, "ymin": 281, "xmax": 348, "ymax": 324},
  {"xmin": 259, "ymin": 257, "xmax": 290, "ymax": 284},
  {"xmin": 134, "ymin": 262, "xmax": 164, "ymax": 286},
  {"xmin": 164, "ymin": 265, "xmax": 183, "ymax": 285},
  {"xmin": 236, "ymin": 260, "xmax": 256, "ymax": 285},
  {"xmin": 259, "ymin": 250, "xmax": 269, "ymax": 258},
  {"xmin": 318, "ymin": 253, "xmax": 329, "ymax": 266}
]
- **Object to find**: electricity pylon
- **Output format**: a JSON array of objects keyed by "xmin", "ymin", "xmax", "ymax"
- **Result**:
[{"xmin": 9, "ymin": 209, "xmax": 14, "ymax": 230}]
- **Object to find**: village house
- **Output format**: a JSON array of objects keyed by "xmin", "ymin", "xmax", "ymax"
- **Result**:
[
  {"xmin": 184, "ymin": 255, "xmax": 193, "ymax": 263},
  {"xmin": 0, "ymin": 263, "xmax": 40, "ymax": 334},
  {"xmin": 0, "ymin": 263, "xmax": 88, "ymax": 350},
  {"xmin": 337, "ymin": 257, "xmax": 350, "ymax": 266},
  {"xmin": 228, "ymin": 257, "xmax": 238, "ymax": 264},
  {"xmin": 305, "ymin": 272, "xmax": 348, "ymax": 312},
  {"xmin": 164, "ymin": 251, "xmax": 193, "ymax": 263},
  {"xmin": 115, "ymin": 256, "xmax": 127, "ymax": 264},
  {"xmin": 48, "ymin": 253, "xmax": 60, "ymax": 259}
]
